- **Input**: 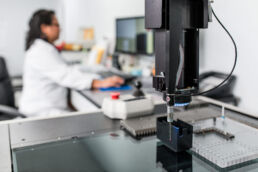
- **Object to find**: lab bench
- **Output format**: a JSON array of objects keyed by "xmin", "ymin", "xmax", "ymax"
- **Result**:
[
  {"xmin": 1, "ymin": 97, "xmax": 258, "ymax": 171},
  {"xmin": 2, "ymin": 75, "xmax": 258, "ymax": 171}
]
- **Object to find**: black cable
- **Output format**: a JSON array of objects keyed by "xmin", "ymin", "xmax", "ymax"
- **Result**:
[{"xmin": 195, "ymin": 8, "xmax": 238, "ymax": 96}]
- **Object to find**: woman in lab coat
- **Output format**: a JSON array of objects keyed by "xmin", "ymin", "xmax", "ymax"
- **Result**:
[{"xmin": 19, "ymin": 9, "xmax": 124, "ymax": 117}]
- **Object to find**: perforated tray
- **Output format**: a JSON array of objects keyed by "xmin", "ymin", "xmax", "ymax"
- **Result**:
[{"xmin": 191, "ymin": 117, "xmax": 258, "ymax": 168}]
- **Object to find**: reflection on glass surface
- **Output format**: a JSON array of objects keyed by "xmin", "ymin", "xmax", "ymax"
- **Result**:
[
  {"xmin": 156, "ymin": 144, "xmax": 192, "ymax": 171},
  {"xmin": 12, "ymin": 130, "xmax": 258, "ymax": 172}
]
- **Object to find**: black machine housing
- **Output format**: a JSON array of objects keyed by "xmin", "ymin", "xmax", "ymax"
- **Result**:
[
  {"xmin": 145, "ymin": 0, "xmax": 210, "ymax": 105},
  {"xmin": 157, "ymin": 117, "xmax": 193, "ymax": 152},
  {"xmin": 145, "ymin": 0, "xmax": 210, "ymax": 152}
]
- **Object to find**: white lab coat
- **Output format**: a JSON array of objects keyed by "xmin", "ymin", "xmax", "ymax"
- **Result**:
[{"xmin": 19, "ymin": 39, "xmax": 98, "ymax": 117}]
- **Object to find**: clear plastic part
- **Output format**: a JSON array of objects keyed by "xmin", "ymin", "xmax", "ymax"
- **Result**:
[{"xmin": 191, "ymin": 117, "xmax": 258, "ymax": 168}]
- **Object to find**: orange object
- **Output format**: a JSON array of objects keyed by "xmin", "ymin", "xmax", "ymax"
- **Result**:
[
  {"xmin": 152, "ymin": 67, "xmax": 156, "ymax": 76},
  {"xmin": 83, "ymin": 28, "xmax": 94, "ymax": 41},
  {"xmin": 96, "ymin": 48, "xmax": 104, "ymax": 64},
  {"xmin": 64, "ymin": 43, "xmax": 73, "ymax": 51},
  {"xmin": 63, "ymin": 43, "xmax": 82, "ymax": 51}
]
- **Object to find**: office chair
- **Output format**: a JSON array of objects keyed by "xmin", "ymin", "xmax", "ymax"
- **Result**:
[
  {"xmin": 199, "ymin": 71, "xmax": 239, "ymax": 106},
  {"xmin": 0, "ymin": 57, "xmax": 26, "ymax": 120}
]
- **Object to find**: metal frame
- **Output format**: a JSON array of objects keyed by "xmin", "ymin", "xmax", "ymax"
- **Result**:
[{"xmin": 0, "ymin": 124, "xmax": 12, "ymax": 172}]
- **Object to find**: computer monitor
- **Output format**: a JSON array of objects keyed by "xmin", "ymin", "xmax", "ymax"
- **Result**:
[{"xmin": 115, "ymin": 17, "xmax": 154, "ymax": 56}]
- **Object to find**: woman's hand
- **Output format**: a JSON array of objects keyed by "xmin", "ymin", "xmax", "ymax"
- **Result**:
[{"xmin": 92, "ymin": 76, "xmax": 124, "ymax": 89}]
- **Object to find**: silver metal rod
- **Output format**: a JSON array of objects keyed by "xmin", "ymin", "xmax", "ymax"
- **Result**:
[
  {"xmin": 167, "ymin": 106, "xmax": 174, "ymax": 141},
  {"xmin": 167, "ymin": 106, "xmax": 174, "ymax": 123}
]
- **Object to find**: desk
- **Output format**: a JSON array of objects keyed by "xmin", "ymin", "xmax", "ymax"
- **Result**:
[
  {"xmin": 2, "ymin": 101, "xmax": 258, "ymax": 172},
  {"xmin": 72, "ymin": 77, "xmax": 163, "ymax": 111}
]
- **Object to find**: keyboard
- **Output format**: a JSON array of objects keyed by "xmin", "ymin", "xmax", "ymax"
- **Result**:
[{"xmin": 97, "ymin": 71, "xmax": 137, "ymax": 85}]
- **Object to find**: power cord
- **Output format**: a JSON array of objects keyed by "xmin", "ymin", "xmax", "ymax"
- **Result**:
[{"xmin": 195, "ymin": 8, "xmax": 238, "ymax": 96}]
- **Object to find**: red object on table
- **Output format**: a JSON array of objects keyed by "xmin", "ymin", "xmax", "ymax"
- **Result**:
[{"xmin": 111, "ymin": 92, "xmax": 120, "ymax": 100}]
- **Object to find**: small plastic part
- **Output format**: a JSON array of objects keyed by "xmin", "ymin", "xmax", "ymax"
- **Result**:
[
  {"xmin": 111, "ymin": 92, "xmax": 120, "ymax": 100},
  {"xmin": 99, "ymin": 85, "xmax": 132, "ymax": 92},
  {"xmin": 133, "ymin": 81, "xmax": 145, "ymax": 97},
  {"xmin": 102, "ymin": 94, "xmax": 154, "ymax": 119},
  {"xmin": 157, "ymin": 117, "xmax": 193, "ymax": 152}
]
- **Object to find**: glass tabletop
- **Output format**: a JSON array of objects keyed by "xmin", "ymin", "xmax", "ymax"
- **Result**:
[{"xmin": 12, "ymin": 130, "xmax": 258, "ymax": 172}]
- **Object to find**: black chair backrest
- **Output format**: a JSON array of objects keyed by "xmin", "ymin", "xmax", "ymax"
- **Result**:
[
  {"xmin": 199, "ymin": 71, "xmax": 237, "ymax": 98},
  {"xmin": 0, "ymin": 57, "xmax": 15, "ymax": 108}
]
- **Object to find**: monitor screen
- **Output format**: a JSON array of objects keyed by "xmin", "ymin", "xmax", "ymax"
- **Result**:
[{"xmin": 115, "ymin": 17, "xmax": 154, "ymax": 55}]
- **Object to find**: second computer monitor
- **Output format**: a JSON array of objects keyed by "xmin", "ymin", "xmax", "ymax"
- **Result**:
[{"xmin": 115, "ymin": 17, "xmax": 154, "ymax": 56}]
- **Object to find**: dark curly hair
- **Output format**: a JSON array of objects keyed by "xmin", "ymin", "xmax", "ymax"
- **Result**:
[{"xmin": 25, "ymin": 9, "xmax": 55, "ymax": 50}]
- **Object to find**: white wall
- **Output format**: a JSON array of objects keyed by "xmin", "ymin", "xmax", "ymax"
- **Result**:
[
  {"xmin": 63, "ymin": 0, "xmax": 145, "ymax": 42},
  {"xmin": 199, "ymin": 0, "xmax": 258, "ymax": 114},
  {"xmin": 0, "ymin": 0, "xmax": 64, "ymax": 76}
]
